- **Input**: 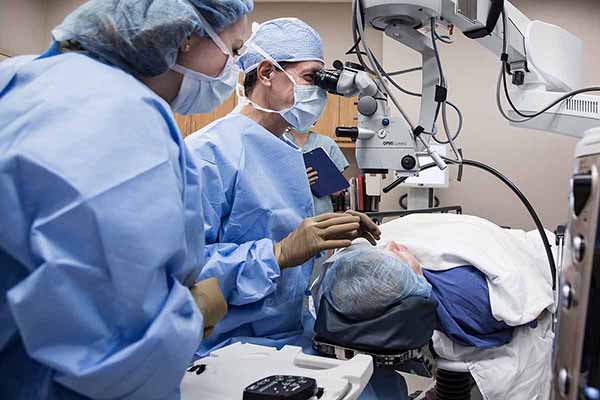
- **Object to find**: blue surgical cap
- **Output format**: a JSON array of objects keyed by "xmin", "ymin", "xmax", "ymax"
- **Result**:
[
  {"xmin": 322, "ymin": 246, "xmax": 432, "ymax": 321},
  {"xmin": 52, "ymin": 0, "xmax": 253, "ymax": 77},
  {"xmin": 237, "ymin": 18, "xmax": 324, "ymax": 73}
]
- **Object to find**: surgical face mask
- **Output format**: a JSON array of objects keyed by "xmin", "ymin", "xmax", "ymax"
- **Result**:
[
  {"xmin": 238, "ymin": 43, "xmax": 327, "ymax": 132},
  {"xmin": 171, "ymin": 14, "xmax": 240, "ymax": 115}
]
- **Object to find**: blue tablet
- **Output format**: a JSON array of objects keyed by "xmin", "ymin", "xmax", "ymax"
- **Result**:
[{"xmin": 303, "ymin": 147, "xmax": 350, "ymax": 198}]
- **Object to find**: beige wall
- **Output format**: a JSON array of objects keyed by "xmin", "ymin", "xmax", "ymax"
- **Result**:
[
  {"xmin": 251, "ymin": 2, "xmax": 382, "ymax": 69},
  {"xmin": 0, "ymin": 0, "xmax": 88, "ymax": 57},
  {"xmin": 44, "ymin": 0, "xmax": 86, "ymax": 35},
  {"xmin": 0, "ymin": 0, "xmax": 48, "ymax": 55},
  {"xmin": 379, "ymin": 0, "xmax": 600, "ymax": 230}
]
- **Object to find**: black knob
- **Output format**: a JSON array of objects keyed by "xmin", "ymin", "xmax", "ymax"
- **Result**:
[
  {"xmin": 336, "ymin": 127, "xmax": 359, "ymax": 140},
  {"xmin": 401, "ymin": 155, "xmax": 417, "ymax": 170},
  {"xmin": 512, "ymin": 70, "xmax": 525, "ymax": 86},
  {"xmin": 333, "ymin": 60, "xmax": 344, "ymax": 70},
  {"xmin": 572, "ymin": 172, "xmax": 592, "ymax": 216}
]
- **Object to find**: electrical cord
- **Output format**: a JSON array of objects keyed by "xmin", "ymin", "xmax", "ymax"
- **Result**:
[
  {"xmin": 385, "ymin": 158, "xmax": 557, "ymax": 289},
  {"xmin": 498, "ymin": 8, "xmax": 600, "ymax": 123},
  {"xmin": 430, "ymin": 17, "xmax": 462, "ymax": 162},
  {"xmin": 388, "ymin": 66, "xmax": 423, "ymax": 76},
  {"xmin": 434, "ymin": 31, "xmax": 454, "ymax": 44},
  {"xmin": 434, "ymin": 101, "xmax": 464, "ymax": 143},
  {"xmin": 347, "ymin": 10, "xmax": 464, "ymax": 145},
  {"xmin": 353, "ymin": 0, "xmax": 417, "ymax": 132},
  {"xmin": 345, "ymin": 39, "xmax": 425, "ymax": 77},
  {"xmin": 353, "ymin": 18, "xmax": 465, "ymax": 145},
  {"xmin": 352, "ymin": 0, "xmax": 463, "ymax": 169},
  {"xmin": 351, "ymin": 1, "xmax": 376, "ymax": 76},
  {"xmin": 430, "ymin": 18, "xmax": 446, "ymax": 88}
]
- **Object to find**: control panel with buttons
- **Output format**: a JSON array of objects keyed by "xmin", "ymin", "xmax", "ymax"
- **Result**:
[{"xmin": 243, "ymin": 375, "xmax": 320, "ymax": 400}]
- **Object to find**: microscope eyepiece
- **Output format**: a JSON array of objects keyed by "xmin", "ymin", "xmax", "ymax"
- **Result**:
[{"xmin": 314, "ymin": 68, "xmax": 341, "ymax": 94}]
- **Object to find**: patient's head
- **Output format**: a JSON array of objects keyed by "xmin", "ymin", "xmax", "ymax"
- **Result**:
[{"xmin": 322, "ymin": 243, "xmax": 432, "ymax": 321}]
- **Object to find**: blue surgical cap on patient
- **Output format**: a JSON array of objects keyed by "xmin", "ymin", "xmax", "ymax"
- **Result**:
[
  {"xmin": 237, "ymin": 18, "xmax": 325, "ymax": 73},
  {"xmin": 52, "ymin": 0, "xmax": 253, "ymax": 77},
  {"xmin": 322, "ymin": 246, "xmax": 432, "ymax": 321}
]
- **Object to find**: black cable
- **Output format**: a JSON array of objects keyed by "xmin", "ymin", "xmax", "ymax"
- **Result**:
[
  {"xmin": 503, "ymin": 67, "xmax": 600, "ymax": 120},
  {"xmin": 388, "ymin": 66, "xmax": 423, "ymax": 76},
  {"xmin": 499, "ymin": 9, "xmax": 600, "ymax": 122},
  {"xmin": 363, "ymin": 40, "xmax": 464, "ymax": 142},
  {"xmin": 434, "ymin": 31, "xmax": 454, "ymax": 44},
  {"xmin": 384, "ymin": 158, "xmax": 557, "ymax": 289},
  {"xmin": 345, "ymin": 39, "xmax": 363, "ymax": 56},
  {"xmin": 351, "ymin": 0, "xmax": 374, "ymax": 75},
  {"xmin": 431, "ymin": 17, "xmax": 463, "ymax": 158},
  {"xmin": 352, "ymin": 1, "xmax": 464, "ymax": 145}
]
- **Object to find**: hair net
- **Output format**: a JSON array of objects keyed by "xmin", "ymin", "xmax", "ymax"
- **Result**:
[
  {"xmin": 237, "ymin": 18, "xmax": 324, "ymax": 73},
  {"xmin": 322, "ymin": 246, "xmax": 432, "ymax": 321},
  {"xmin": 51, "ymin": 0, "xmax": 253, "ymax": 77}
]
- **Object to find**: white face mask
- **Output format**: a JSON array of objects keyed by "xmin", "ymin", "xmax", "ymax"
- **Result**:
[
  {"xmin": 238, "ymin": 43, "xmax": 327, "ymax": 132},
  {"xmin": 171, "ymin": 13, "xmax": 240, "ymax": 115}
]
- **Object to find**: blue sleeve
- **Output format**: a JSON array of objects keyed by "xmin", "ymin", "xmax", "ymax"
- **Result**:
[
  {"xmin": 201, "ymin": 240, "xmax": 281, "ymax": 305},
  {"xmin": 186, "ymin": 128, "xmax": 281, "ymax": 306},
  {"xmin": 3, "ymin": 94, "xmax": 204, "ymax": 399}
]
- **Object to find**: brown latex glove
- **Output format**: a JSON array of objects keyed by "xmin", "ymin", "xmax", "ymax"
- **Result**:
[
  {"xmin": 273, "ymin": 213, "xmax": 361, "ymax": 269},
  {"xmin": 345, "ymin": 210, "xmax": 381, "ymax": 245},
  {"xmin": 190, "ymin": 278, "xmax": 227, "ymax": 338}
]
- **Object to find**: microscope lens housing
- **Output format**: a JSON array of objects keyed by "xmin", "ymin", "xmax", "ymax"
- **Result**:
[{"xmin": 314, "ymin": 68, "xmax": 342, "ymax": 94}]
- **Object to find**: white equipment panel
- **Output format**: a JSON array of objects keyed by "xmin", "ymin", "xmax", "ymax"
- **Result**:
[{"xmin": 180, "ymin": 343, "xmax": 373, "ymax": 400}]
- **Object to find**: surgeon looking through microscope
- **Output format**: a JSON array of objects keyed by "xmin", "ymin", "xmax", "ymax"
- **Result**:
[{"xmin": 185, "ymin": 17, "xmax": 380, "ymax": 366}]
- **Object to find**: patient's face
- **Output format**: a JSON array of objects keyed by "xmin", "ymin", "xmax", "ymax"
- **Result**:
[{"xmin": 382, "ymin": 241, "xmax": 423, "ymax": 276}]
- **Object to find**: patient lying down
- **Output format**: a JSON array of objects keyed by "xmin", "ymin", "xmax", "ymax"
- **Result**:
[
  {"xmin": 322, "ymin": 241, "xmax": 524, "ymax": 348},
  {"xmin": 319, "ymin": 214, "xmax": 555, "ymax": 400}
]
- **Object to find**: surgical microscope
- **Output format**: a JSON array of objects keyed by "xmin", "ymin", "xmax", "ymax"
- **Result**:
[{"xmin": 313, "ymin": 1, "xmax": 600, "ymax": 399}]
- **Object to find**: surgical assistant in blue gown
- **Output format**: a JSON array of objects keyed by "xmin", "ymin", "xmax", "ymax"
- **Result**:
[
  {"xmin": 186, "ymin": 113, "xmax": 317, "ymax": 355},
  {"xmin": 0, "ymin": 46, "xmax": 206, "ymax": 400}
]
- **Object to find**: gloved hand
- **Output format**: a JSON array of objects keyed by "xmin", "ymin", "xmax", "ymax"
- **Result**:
[
  {"xmin": 345, "ymin": 210, "xmax": 381, "ymax": 245},
  {"xmin": 306, "ymin": 167, "xmax": 319, "ymax": 186},
  {"xmin": 190, "ymin": 278, "xmax": 228, "ymax": 338},
  {"xmin": 273, "ymin": 213, "xmax": 362, "ymax": 269}
]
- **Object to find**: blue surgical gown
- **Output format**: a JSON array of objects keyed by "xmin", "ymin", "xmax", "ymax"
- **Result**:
[
  {"xmin": 0, "ymin": 45, "xmax": 206, "ymax": 399},
  {"xmin": 424, "ymin": 266, "xmax": 514, "ymax": 348},
  {"xmin": 185, "ymin": 114, "xmax": 316, "ymax": 356}
]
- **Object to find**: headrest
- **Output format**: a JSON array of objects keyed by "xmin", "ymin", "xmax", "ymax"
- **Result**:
[{"xmin": 314, "ymin": 294, "xmax": 438, "ymax": 354}]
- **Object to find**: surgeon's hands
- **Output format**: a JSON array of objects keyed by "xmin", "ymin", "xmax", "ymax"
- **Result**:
[
  {"xmin": 345, "ymin": 210, "xmax": 381, "ymax": 245},
  {"xmin": 190, "ymin": 278, "xmax": 228, "ymax": 338},
  {"xmin": 306, "ymin": 167, "xmax": 318, "ymax": 186},
  {"xmin": 273, "ymin": 212, "xmax": 380, "ymax": 269}
]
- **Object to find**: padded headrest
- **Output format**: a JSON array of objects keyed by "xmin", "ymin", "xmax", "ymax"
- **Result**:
[{"xmin": 314, "ymin": 294, "xmax": 438, "ymax": 354}]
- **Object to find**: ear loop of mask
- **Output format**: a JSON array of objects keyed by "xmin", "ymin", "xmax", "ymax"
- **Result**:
[
  {"xmin": 236, "ymin": 42, "xmax": 299, "ymax": 114},
  {"xmin": 236, "ymin": 82, "xmax": 281, "ymax": 114},
  {"xmin": 193, "ymin": 11, "xmax": 232, "ymax": 57},
  {"xmin": 247, "ymin": 42, "xmax": 297, "ymax": 89}
]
